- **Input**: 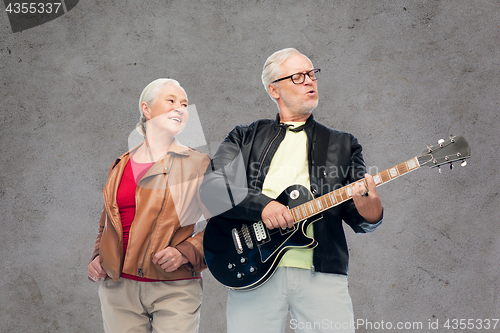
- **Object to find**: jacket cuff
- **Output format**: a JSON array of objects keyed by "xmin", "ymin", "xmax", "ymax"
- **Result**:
[
  {"xmin": 90, "ymin": 249, "xmax": 100, "ymax": 263},
  {"xmin": 175, "ymin": 241, "xmax": 206, "ymax": 272},
  {"xmin": 358, "ymin": 208, "xmax": 384, "ymax": 232}
]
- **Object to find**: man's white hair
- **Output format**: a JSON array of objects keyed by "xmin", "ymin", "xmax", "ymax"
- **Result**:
[
  {"xmin": 261, "ymin": 48, "xmax": 313, "ymax": 102},
  {"xmin": 135, "ymin": 78, "xmax": 185, "ymax": 136}
]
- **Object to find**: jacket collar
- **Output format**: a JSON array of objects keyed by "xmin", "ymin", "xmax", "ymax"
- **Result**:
[
  {"xmin": 166, "ymin": 139, "xmax": 190, "ymax": 157},
  {"xmin": 107, "ymin": 139, "xmax": 191, "ymax": 192},
  {"xmin": 274, "ymin": 113, "xmax": 316, "ymax": 131},
  {"xmin": 118, "ymin": 139, "xmax": 190, "ymax": 162}
]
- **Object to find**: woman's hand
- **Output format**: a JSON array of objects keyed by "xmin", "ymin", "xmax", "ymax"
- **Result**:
[
  {"xmin": 88, "ymin": 255, "xmax": 107, "ymax": 281},
  {"xmin": 152, "ymin": 247, "xmax": 189, "ymax": 273}
]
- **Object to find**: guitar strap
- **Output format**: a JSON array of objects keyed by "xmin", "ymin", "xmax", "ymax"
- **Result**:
[{"xmin": 208, "ymin": 158, "xmax": 237, "ymax": 208}]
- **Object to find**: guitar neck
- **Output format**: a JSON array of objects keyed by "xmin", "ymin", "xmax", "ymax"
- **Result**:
[{"xmin": 289, "ymin": 157, "xmax": 422, "ymax": 222}]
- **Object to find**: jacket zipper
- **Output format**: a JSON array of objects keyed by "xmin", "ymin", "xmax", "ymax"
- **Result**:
[
  {"xmin": 137, "ymin": 156, "xmax": 176, "ymax": 277},
  {"xmin": 253, "ymin": 125, "xmax": 284, "ymax": 190},
  {"xmin": 103, "ymin": 157, "xmax": 124, "ymax": 269}
]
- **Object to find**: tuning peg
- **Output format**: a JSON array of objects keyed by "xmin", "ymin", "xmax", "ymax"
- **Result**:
[
  {"xmin": 438, "ymin": 139, "xmax": 445, "ymax": 147},
  {"xmin": 449, "ymin": 135, "xmax": 456, "ymax": 142},
  {"xmin": 461, "ymin": 160, "xmax": 467, "ymax": 167},
  {"xmin": 449, "ymin": 162, "xmax": 453, "ymax": 170},
  {"xmin": 438, "ymin": 166, "xmax": 442, "ymax": 174}
]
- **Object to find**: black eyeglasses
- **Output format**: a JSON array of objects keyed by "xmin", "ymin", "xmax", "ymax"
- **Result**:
[{"xmin": 271, "ymin": 68, "xmax": 321, "ymax": 84}]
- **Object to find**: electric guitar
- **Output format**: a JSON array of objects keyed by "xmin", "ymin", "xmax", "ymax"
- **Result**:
[{"xmin": 203, "ymin": 135, "xmax": 470, "ymax": 291}]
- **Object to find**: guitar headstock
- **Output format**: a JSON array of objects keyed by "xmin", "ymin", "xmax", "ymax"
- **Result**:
[{"xmin": 417, "ymin": 135, "xmax": 470, "ymax": 169}]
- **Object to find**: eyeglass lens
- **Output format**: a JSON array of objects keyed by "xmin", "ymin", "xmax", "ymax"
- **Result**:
[{"xmin": 291, "ymin": 69, "xmax": 320, "ymax": 84}]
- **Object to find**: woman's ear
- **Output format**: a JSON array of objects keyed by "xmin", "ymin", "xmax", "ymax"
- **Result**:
[{"xmin": 141, "ymin": 102, "xmax": 151, "ymax": 121}]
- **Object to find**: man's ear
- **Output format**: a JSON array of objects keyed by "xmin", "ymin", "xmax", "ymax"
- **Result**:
[
  {"xmin": 141, "ymin": 102, "xmax": 151, "ymax": 121},
  {"xmin": 268, "ymin": 83, "xmax": 280, "ymax": 100}
]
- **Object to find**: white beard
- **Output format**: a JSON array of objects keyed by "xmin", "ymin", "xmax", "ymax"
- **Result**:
[{"xmin": 280, "ymin": 91, "xmax": 318, "ymax": 116}]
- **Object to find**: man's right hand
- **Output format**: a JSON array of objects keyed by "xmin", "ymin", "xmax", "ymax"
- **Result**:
[
  {"xmin": 261, "ymin": 200, "xmax": 294, "ymax": 230},
  {"xmin": 88, "ymin": 255, "xmax": 107, "ymax": 282}
]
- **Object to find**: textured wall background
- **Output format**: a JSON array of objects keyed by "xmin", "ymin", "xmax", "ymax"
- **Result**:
[{"xmin": 1, "ymin": 1, "xmax": 499, "ymax": 332}]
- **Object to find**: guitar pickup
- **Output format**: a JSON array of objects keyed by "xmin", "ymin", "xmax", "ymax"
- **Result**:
[
  {"xmin": 253, "ymin": 221, "xmax": 268, "ymax": 242},
  {"xmin": 232, "ymin": 228, "xmax": 243, "ymax": 254}
]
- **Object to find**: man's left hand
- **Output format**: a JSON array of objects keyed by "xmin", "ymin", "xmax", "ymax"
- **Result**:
[
  {"xmin": 152, "ymin": 247, "xmax": 189, "ymax": 273},
  {"xmin": 351, "ymin": 174, "xmax": 383, "ymax": 223}
]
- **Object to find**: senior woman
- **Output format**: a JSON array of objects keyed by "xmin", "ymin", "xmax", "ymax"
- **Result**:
[{"xmin": 88, "ymin": 78, "xmax": 210, "ymax": 333}]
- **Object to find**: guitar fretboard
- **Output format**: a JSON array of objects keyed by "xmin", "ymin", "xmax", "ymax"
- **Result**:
[{"xmin": 289, "ymin": 157, "xmax": 421, "ymax": 222}]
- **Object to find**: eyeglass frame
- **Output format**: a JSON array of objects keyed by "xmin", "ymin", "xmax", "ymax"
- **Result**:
[{"xmin": 271, "ymin": 68, "xmax": 321, "ymax": 85}]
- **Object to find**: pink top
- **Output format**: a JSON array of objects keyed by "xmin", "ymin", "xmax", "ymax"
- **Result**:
[{"xmin": 116, "ymin": 156, "xmax": 199, "ymax": 282}]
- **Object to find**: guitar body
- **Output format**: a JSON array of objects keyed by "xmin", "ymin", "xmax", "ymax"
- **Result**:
[
  {"xmin": 203, "ymin": 184, "xmax": 323, "ymax": 291},
  {"xmin": 203, "ymin": 136, "xmax": 470, "ymax": 291}
]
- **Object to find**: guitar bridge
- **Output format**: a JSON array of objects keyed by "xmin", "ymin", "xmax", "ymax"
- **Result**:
[{"xmin": 241, "ymin": 224, "xmax": 254, "ymax": 249}]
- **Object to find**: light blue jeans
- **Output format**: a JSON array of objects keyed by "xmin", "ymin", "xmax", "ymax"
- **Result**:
[{"xmin": 227, "ymin": 267, "xmax": 355, "ymax": 333}]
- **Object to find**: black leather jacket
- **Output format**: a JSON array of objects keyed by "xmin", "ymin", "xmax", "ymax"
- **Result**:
[{"xmin": 200, "ymin": 114, "xmax": 382, "ymax": 275}]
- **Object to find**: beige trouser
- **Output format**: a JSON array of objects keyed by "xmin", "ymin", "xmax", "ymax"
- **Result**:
[{"xmin": 98, "ymin": 278, "xmax": 202, "ymax": 333}]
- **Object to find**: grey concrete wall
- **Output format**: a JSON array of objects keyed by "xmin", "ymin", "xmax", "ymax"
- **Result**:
[{"xmin": 1, "ymin": 1, "xmax": 498, "ymax": 332}]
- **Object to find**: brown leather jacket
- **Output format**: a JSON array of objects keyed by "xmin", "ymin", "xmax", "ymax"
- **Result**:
[{"xmin": 90, "ymin": 140, "xmax": 211, "ymax": 281}]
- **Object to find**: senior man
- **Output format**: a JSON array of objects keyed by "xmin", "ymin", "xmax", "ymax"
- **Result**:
[{"xmin": 201, "ymin": 48, "xmax": 383, "ymax": 333}]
